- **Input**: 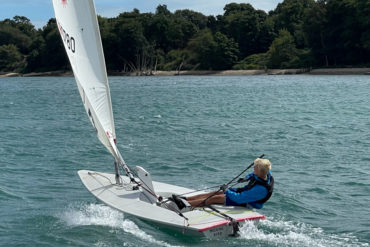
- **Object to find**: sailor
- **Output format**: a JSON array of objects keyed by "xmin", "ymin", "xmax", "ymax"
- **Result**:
[{"xmin": 172, "ymin": 158, "xmax": 274, "ymax": 209}]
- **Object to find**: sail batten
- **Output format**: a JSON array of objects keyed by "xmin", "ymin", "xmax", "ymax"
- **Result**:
[{"xmin": 52, "ymin": 0, "xmax": 116, "ymax": 156}]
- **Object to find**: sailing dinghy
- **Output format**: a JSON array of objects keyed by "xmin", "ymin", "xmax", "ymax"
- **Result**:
[{"xmin": 52, "ymin": 0, "xmax": 265, "ymax": 238}]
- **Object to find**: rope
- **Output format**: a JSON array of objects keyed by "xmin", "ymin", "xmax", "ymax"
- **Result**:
[
  {"xmin": 88, "ymin": 172, "xmax": 115, "ymax": 185},
  {"xmin": 174, "ymin": 154, "xmax": 265, "ymax": 235},
  {"xmin": 195, "ymin": 154, "xmax": 265, "ymax": 207},
  {"xmin": 161, "ymin": 199, "xmax": 189, "ymax": 221},
  {"xmin": 90, "ymin": 170, "xmax": 189, "ymax": 221},
  {"xmin": 116, "ymin": 162, "xmax": 160, "ymax": 200},
  {"xmin": 87, "ymin": 172, "xmax": 134, "ymax": 190},
  {"xmin": 114, "ymin": 154, "xmax": 265, "ymax": 229},
  {"xmin": 225, "ymin": 154, "xmax": 264, "ymax": 186},
  {"xmin": 139, "ymin": 183, "xmax": 161, "ymax": 200}
]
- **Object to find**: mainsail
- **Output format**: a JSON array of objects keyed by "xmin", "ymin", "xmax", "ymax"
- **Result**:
[{"xmin": 52, "ymin": 0, "xmax": 116, "ymax": 156}]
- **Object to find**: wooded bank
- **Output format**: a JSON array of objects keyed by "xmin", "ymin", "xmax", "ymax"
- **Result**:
[{"xmin": 1, "ymin": 0, "xmax": 369, "ymax": 74}]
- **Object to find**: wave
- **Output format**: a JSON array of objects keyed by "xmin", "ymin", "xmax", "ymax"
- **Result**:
[
  {"xmin": 239, "ymin": 217, "xmax": 369, "ymax": 247},
  {"xmin": 0, "ymin": 186, "xmax": 22, "ymax": 200},
  {"xmin": 59, "ymin": 203, "xmax": 181, "ymax": 247}
]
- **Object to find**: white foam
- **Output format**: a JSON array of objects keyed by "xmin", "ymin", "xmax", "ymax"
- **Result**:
[
  {"xmin": 60, "ymin": 203, "xmax": 181, "ymax": 247},
  {"xmin": 239, "ymin": 217, "xmax": 369, "ymax": 247}
]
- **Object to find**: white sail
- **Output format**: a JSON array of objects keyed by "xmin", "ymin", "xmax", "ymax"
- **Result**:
[{"xmin": 52, "ymin": 0, "xmax": 116, "ymax": 156}]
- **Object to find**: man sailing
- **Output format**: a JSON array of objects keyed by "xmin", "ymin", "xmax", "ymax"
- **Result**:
[{"xmin": 172, "ymin": 158, "xmax": 274, "ymax": 209}]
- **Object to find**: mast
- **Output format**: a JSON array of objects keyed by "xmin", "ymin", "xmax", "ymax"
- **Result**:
[{"xmin": 107, "ymin": 135, "xmax": 136, "ymax": 183}]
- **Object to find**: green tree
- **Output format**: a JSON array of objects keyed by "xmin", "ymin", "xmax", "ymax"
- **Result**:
[
  {"xmin": 2, "ymin": 0, "xmax": 369, "ymax": 73},
  {"xmin": 270, "ymin": 0, "xmax": 315, "ymax": 48},
  {"xmin": 222, "ymin": 3, "xmax": 272, "ymax": 58},
  {"xmin": 173, "ymin": 10, "xmax": 205, "ymax": 47},
  {"xmin": 174, "ymin": 9, "xmax": 208, "ymax": 30},
  {"xmin": 321, "ymin": 0, "xmax": 367, "ymax": 65},
  {"xmin": 0, "ymin": 44, "xmax": 23, "ymax": 72},
  {"xmin": 267, "ymin": 29, "xmax": 299, "ymax": 68},
  {"xmin": 356, "ymin": 0, "xmax": 370, "ymax": 55},
  {"xmin": 162, "ymin": 49, "xmax": 190, "ymax": 71},
  {"xmin": 0, "ymin": 22, "xmax": 32, "ymax": 53},
  {"xmin": 187, "ymin": 29, "xmax": 216, "ymax": 69},
  {"xmin": 303, "ymin": 0, "xmax": 328, "ymax": 66},
  {"xmin": 24, "ymin": 35, "xmax": 45, "ymax": 72},
  {"xmin": 11, "ymin": 16, "xmax": 36, "ymax": 37},
  {"xmin": 118, "ymin": 20, "xmax": 148, "ymax": 71},
  {"xmin": 212, "ymin": 32, "xmax": 239, "ymax": 69},
  {"xmin": 233, "ymin": 53, "xmax": 268, "ymax": 70},
  {"xmin": 303, "ymin": 0, "xmax": 370, "ymax": 66},
  {"xmin": 186, "ymin": 30, "xmax": 239, "ymax": 70},
  {"xmin": 33, "ymin": 19, "xmax": 69, "ymax": 71},
  {"xmin": 145, "ymin": 5, "xmax": 187, "ymax": 51}
]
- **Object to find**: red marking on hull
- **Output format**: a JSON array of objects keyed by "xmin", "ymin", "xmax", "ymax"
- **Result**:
[{"xmin": 198, "ymin": 215, "xmax": 265, "ymax": 233}]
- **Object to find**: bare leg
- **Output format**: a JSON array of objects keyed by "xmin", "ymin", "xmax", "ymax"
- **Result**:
[
  {"xmin": 188, "ymin": 194, "xmax": 225, "ymax": 207},
  {"xmin": 186, "ymin": 191, "xmax": 224, "ymax": 201}
]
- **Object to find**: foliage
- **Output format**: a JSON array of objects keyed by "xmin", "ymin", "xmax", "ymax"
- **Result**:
[
  {"xmin": 212, "ymin": 32, "xmax": 239, "ymax": 69},
  {"xmin": 0, "ymin": 44, "xmax": 23, "ymax": 72},
  {"xmin": 271, "ymin": 0, "xmax": 315, "ymax": 48},
  {"xmin": 0, "ymin": 0, "xmax": 369, "ymax": 73},
  {"xmin": 233, "ymin": 53, "xmax": 268, "ymax": 70},
  {"xmin": 266, "ymin": 29, "xmax": 314, "ymax": 69},
  {"xmin": 185, "ymin": 30, "xmax": 238, "ymax": 70},
  {"xmin": 162, "ymin": 49, "xmax": 191, "ymax": 71},
  {"xmin": 302, "ymin": 0, "xmax": 328, "ymax": 66},
  {"xmin": 267, "ymin": 29, "xmax": 299, "ymax": 68},
  {"xmin": 222, "ymin": 3, "xmax": 273, "ymax": 58},
  {"xmin": 0, "ymin": 22, "xmax": 32, "ymax": 53},
  {"xmin": 186, "ymin": 29, "xmax": 216, "ymax": 70}
]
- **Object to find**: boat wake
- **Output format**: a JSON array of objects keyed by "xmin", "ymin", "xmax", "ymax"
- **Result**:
[
  {"xmin": 239, "ymin": 217, "xmax": 369, "ymax": 247},
  {"xmin": 58, "ymin": 203, "xmax": 369, "ymax": 247},
  {"xmin": 60, "ymin": 203, "xmax": 180, "ymax": 247}
]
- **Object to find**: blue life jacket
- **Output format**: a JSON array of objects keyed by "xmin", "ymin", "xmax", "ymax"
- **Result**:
[
  {"xmin": 225, "ymin": 172, "xmax": 274, "ymax": 208},
  {"xmin": 241, "ymin": 174, "xmax": 274, "ymax": 204}
]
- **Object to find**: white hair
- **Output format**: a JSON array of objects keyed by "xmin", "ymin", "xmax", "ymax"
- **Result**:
[{"xmin": 254, "ymin": 158, "xmax": 271, "ymax": 176}]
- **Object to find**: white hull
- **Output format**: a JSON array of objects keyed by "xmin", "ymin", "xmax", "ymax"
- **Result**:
[{"xmin": 78, "ymin": 170, "xmax": 265, "ymax": 238}]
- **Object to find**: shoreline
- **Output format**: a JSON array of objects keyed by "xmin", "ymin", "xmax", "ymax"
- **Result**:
[{"xmin": 1, "ymin": 68, "xmax": 370, "ymax": 78}]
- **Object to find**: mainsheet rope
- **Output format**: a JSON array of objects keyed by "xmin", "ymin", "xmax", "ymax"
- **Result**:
[
  {"xmin": 190, "ymin": 154, "xmax": 265, "ymax": 236},
  {"xmin": 193, "ymin": 154, "xmax": 265, "ymax": 207},
  {"xmin": 115, "ymin": 154, "xmax": 265, "ymax": 228}
]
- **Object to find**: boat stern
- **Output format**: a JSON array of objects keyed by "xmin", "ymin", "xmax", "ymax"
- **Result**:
[{"xmin": 197, "ymin": 214, "xmax": 265, "ymax": 238}]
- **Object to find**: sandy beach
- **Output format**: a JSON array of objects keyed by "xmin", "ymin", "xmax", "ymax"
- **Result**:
[{"xmin": 1, "ymin": 68, "xmax": 370, "ymax": 78}]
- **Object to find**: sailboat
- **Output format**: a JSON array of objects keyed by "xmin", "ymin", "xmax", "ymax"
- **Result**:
[{"xmin": 52, "ymin": 0, "xmax": 265, "ymax": 238}]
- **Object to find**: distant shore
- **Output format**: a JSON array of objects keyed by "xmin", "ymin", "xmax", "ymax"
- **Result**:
[{"xmin": 1, "ymin": 68, "xmax": 370, "ymax": 78}]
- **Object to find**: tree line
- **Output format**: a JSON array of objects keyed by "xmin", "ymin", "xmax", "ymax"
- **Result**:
[{"xmin": 0, "ymin": 0, "xmax": 369, "ymax": 74}]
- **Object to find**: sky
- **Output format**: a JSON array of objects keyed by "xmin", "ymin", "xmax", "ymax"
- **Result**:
[{"xmin": 0, "ymin": 0, "xmax": 283, "ymax": 29}]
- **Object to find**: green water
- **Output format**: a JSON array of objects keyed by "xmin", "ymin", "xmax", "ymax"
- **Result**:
[{"xmin": 0, "ymin": 75, "xmax": 369, "ymax": 246}]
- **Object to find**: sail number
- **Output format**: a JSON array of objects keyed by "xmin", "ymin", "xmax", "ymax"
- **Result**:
[{"xmin": 57, "ymin": 21, "xmax": 75, "ymax": 53}]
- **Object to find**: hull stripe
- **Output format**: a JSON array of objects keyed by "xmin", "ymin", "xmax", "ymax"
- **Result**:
[{"xmin": 198, "ymin": 215, "xmax": 265, "ymax": 232}]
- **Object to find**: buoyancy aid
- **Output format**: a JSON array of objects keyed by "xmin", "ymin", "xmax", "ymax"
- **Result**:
[{"xmin": 240, "ymin": 174, "xmax": 274, "ymax": 204}]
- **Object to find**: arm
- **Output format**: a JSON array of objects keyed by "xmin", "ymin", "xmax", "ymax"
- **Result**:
[{"xmin": 225, "ymin": 185, "xmax": 267, "ymax": 204}]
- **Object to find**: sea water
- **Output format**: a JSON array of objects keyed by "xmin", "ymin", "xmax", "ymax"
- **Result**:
[{"xmin": 0, "ymin": 75, "xmax": 369, "ymax": 246}]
